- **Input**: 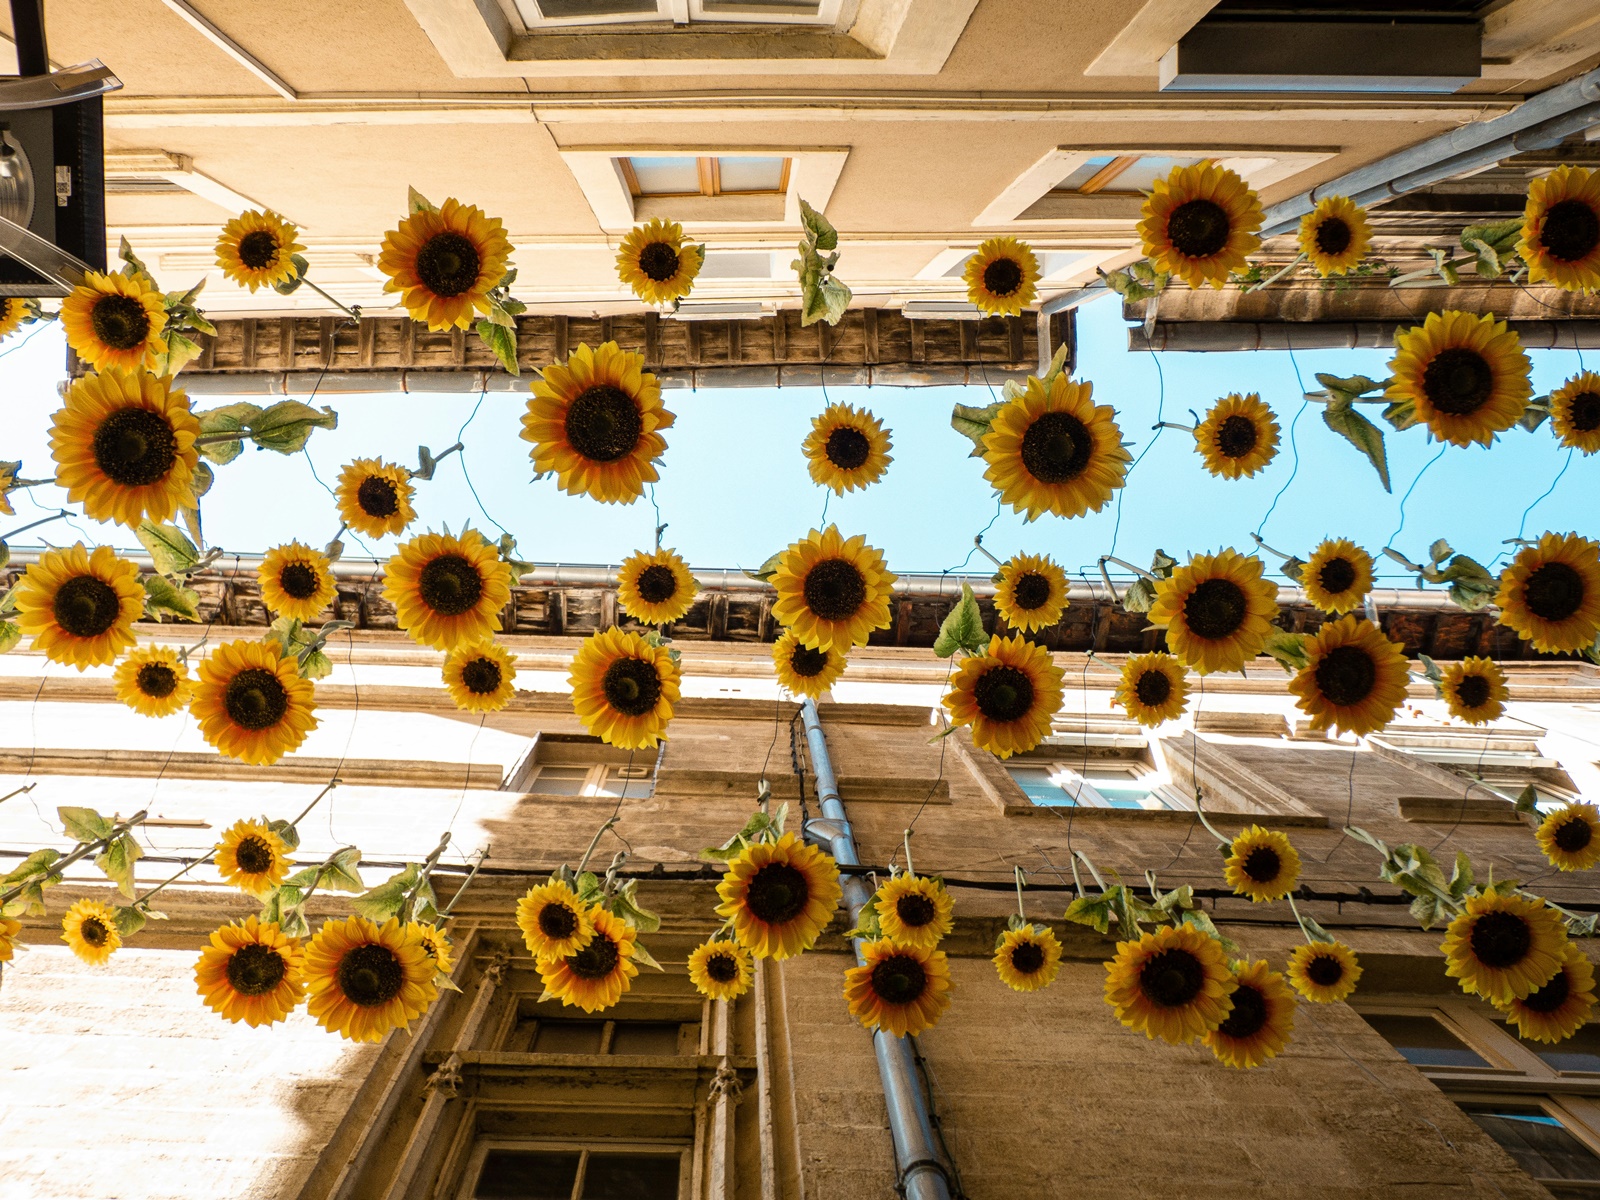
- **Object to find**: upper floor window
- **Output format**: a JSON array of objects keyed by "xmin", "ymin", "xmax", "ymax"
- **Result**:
[
  {"xmin": 510, "ymin": 734, "xmax": 657, "ymax": 798},
  {"xmin": 512, "ymin": 0, "xmax": 841, "ymax": 26},
  {"xmin": 1051, "ymin": 154, "xmax": 1204, "ymax": 196},
  {"xmin": 619, "ymin": 155, "xmax": 790, "ymax": 198},
  {"xmin": 1001, "ymin": 726, "xmax": 1184, "ymax": 811},
  {"xmin": 1375, "ymin": 727, "xmax": 1582, "ymax": 813},
  {"xmin": 470, "ymin": 1142, "xmax": 686, "ymax": 1199}
]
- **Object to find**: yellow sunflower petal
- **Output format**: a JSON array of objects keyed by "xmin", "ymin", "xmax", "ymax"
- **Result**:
[
  {"xmin": 569, "ymin": 627, "xmax": 682, "ymax": 749},
  {"xmin": 943, "ymin": 632, "xmax": 1064, "ymax": 759}
]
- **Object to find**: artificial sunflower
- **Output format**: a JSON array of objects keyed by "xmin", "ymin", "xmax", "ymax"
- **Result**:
[
  {"xmin": 770, "ymin": 525, "xmax": 896, "ymax": 653},
  {"xmin": 616, "ymin": 218, "xmax": 703, "ymax": 306},
  {"xmin": 1441, "ymin": 891, "xmax": 1567, "ymax": 1005},
  {"xmin": 58, "ymin": 270, "xmax": 167, "ymax": 372},
  {"xmin": 258, "ymin": 541, "xmax": 337, "ymax": 622},
  {"xmin": 716, "ymin": 831, "xmax": 842, "ymax": 960},
  {"xmin": 687, "ymin": 939, "xmax": 753, "ymax": 1002},
  {"xmin": 377, "ymin": 197, "xmax": 511, "ymax": 331},
  {"xmin": 214, "ymin": 818, "xmax": 292, "ymax": 897},
  {"xmin": 1103, "ymin": 922, "xmax": 1237, "ymax": 1045},
  {"xmin": 1202, "ymin": 959, "xmax": 1296, "ymax": 1069},
  {"xmin": 305, "ymin": 915, "xmax": 439, "ymax": 1043},
  {"xmin": 803, "ymin": 403, "xmax": 893, "ymax": 494},
  {"xmin": 1519, "ymin": 164, "xmax": 1600, "ymax": 293},
  {"xmin": 1288, "ymin": 616, "xmax": 1411, "ymax": 738},
  {"xmin": 771, "ymin": 629, "xmax": 847, "ymax": 699},
  {"xmin": 1440, "ymin": 656, "xmax": 1508, "ymax": 726},
  {"xmin": 49, "ymin": 368, "xmax": 200, "ymax": 528},
  {"xmin": 13, "ymin": 543, "xmax": 144, "ymax": 669},
  {"xmin": 191, "ymin": 639, "xmax": 319, "ymax": 766},
  {"xmin": 335, "ymin": 458, "xmax": 416, "ymax": 540},
  {"xmin": 1112, "ymin": 651, "xmax": 1190, "ymax": 727},
  {"xmin": 994, "ymin": 552, "xmax": 1068, "ymax": 633},
  {"xmin": 1147, "ymin": 549, "xmax": 1279, "ymax": 675},
  {"xmin": 1549, "ymin": 371, "xmax": 1600, "ymax": 455},
  {"xmin": 1386, "ymin": 311, "xmax": 1533, "ymax": 448},
  {"xmin": 569, "ymin": 627, "xmax": 681, "ymax": 749},
  {"xmin": 1503, "ymin": 942, "xmax": 1598, "ymax": 1044},
  {"xmin": 0, "ymin": 296, "xmax": 25, "ymax": 342},
  {"xmin": 536, "ymin": 906, "xmax": 640, "ymax": 1014},
  {"xmin": 1286, "ymin": 941, "xmax": 1363, "ymax": 1004},
  {"xmin": 1138, "ymin": 162, "xmax": 1263, "ymax": 290},
  {"xmin": 843, "ymin": 939, "xmax": 952, "ymax": 1037},
  {"xmin": 442, "ymin": 639, "xmax": 518, "ymax": 713},
  {"xmin": 215, "ymin": 209, "xmax": 304, "ymax": 292},
  {"xmin": 411, "ymin": 923, "xmax": 454, "ymax": 976},
  {"xmin": 193, "ymin": 916, "xmax": 306, "ymax": 1027},
  {"xmin": 1495, "ymin": 532, "xmax": 1600, "ymax": 654},
  {"xmin": 521, "ymin": 341, "xmax": 673, "ymax": 505},
  {"xmin": 1194, "ymin": 393, "xmax": 1279, "ymax": 480},
  {"xmin": 617, "ymin": 546, "xmax": 699, "ymax": 625},
  {"xmin": 61, "ymin": 898, "xmax": 121, "ymax": 966},
  {"xmin": 981, "ymin": 372, "xmax": 1129, "ymax": 522},
  {"xmin": 1223, "ymin": 825, "xmax": 1301, "ymax": 903},
  {"xmin": 383, "ymin": 528, "xmax": 512, "ymax": 651},
  {"xmin": 1300, "ymin": 538, "xmax": 1373, "ymax": 615},
  {"xmin": 0, "ymin": 916, "xmax": 20, "ymax": 963},
  {"xmin": 515, "ymin": 879, "xmax": 595, "ymax": 962},
  {"xmin": 111, "ymin": 644, "xmax": 192, "ymax": 717},
  {"xmin": 1297, "ymin": 195, "xmax": 1372, "ymax": 277},
  {"xmin": 874, "ymin": 874, "xmax": 954, "ymax": 949},
  {"xmin": 993, "ymin": 925, "xmax": 1063, "ymax": 993},
  {"xmin": 943, "ymin": 632, "xmax": 1064, "ymax": 759},
  {"xmin": 964, "ymin": 237, "xmax": 1039, "ymax": 317},
  {"xmin": 1536, "ymin": 802, "xmax": 1600, "ymax": 873}
]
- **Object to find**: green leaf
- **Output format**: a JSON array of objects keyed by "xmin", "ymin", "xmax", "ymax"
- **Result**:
[
  {"xmin": 1149, "ymin": 550, "xmax": 1178, "ymax": 580},
  {"xmin": 119, "ymin": 236, "xmax": 150, "ymax": 279},
  {"xmin": 798, "ymin": 197, "xmax": 838, "ymax": 252},
  {"xmin": 408, "ymin": 186, "xmax": 438, "ymax": 213},
  {"xmin": 1313, "ymin": 373, "xmax": 1386, "ymax": 401},
  {"xmin": 1063, "ymin": 885, "xmax": 1122, "ymax": 935},
  {"xmin": 322, "ymin": 847, "xmax": 365, "ymax": 894},
  {"xmin": 1428, "ymin": 538, "xmax": 1453, "ymax": 566},
  {"xmin": 0, "ymin": 880, "xmax": 46, "ymax": 918},
  {"xmin": 273, "ymin": 254, "xmax": 310, "ymax": 295},
  {"xmin": 950, "ymin": 400, "xmax": 1004, "ymax": 457},
  {"xmin": 247, "ymin": 401, "xmax": 338, "ymax": 455},
  {"xmin": 1, "ymin": 847, "xmax": 60, "ymax": 886},
  {"xmin": 194, "ymin": 402, "xmax": 262, "ymax": 466},
  {"xmin": 1121, "ymin": 577, "xmax": 1157, "ymax": 614},
  {"xmin": 59, "ymin": 807, "xmax": 113, "ymax": 843},
  {"xmin": 1519, "ymin": 402, "xmax": 1550, "ymax": 433},
  {"xmin": 190, "ymin": 460, "xmax": 215, "ymax": 501},
  {"xmin": 1433, "ymin": 554, "xmax": 1497, "ymax": 612},
  {"xmin": 630, "ymin": 942, "xmax": 665, "ymax": 972},
  {"xmin": 744, "ymin": 550, "xmax": 783, "ymax": 584},
  {"xmin": 278, "ymin": 903, "xmax": 310, "ymax": 940},
  {"xmin": 1410, "ymin": 893, "xmax": 1444, "ymax": 930},
  {"xmin": 1463, "ymin": 236, "xmax": 1501, "ymax": 280},
  {"xmin": 1322, "ymin": 399, "xmax": 1392, "ymax": 493},
  {"xmin": 1461, "ymin": 218, "xmax": 1523, "ymax": 252},
  {"xmin": 1514, "ymin": 784, "xmax": 1539, "ymax": 814},
  {"xmin": 1418, "ymin": 653, "xmax": 1444, "ymax": 683},
  {"xmin": 136, "ymin": 522, "xmax": 202, "ymax": 576},
  {"xmin": 933, "ymin": 581, "xmax": 986, "ymax": 659},
  {"xmin": 1263, "ymin": 631, "xmax": 1310, "ymax": 673},
  {"xmin": 162, "ymin": 330, "xmax": 203, "ymax": 376},
  {"xmin": 112, "ymin": 905, "xmax": 147, "ymax": 937},
  {"xmin": 1295, "ymin": 909, "xmax": 1336, "ymax": 945},
  {"xmin": 0, "ymin": 619, "xmax": 20, "ymax": 655},
  {"xmin": 477, "ymin": 317, "xmax": 520, "ymax": 375},
  {"xmin": 300, "ymin": 649, "xmax": 333, "ymax": 680},
  {"xmin": 96, "ymin": 832, "xmax": 143, "ymax": 899},
  {"xmin": 1280, "ymin": 556, "xmax": 1307, "ymax": 585},
  {"xmin": 266, "ymin": 818, "xmax": 301, "ymax": 852},
  {"xmin": 350, "ymin": 864, "xmax": 420, "ymax": 922},
  {"xmin": 1450, "ymin": 851, "xmax": 1475, "ymax": 898},
  {"xmin": 608, "ymin": 880, "xmax": 661, "ymax": 933},
  {"xmin": 142, "ymin": 574, "xmax": 202, "ymax": 623}
]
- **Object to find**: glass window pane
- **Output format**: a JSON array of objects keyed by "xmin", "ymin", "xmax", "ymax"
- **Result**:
[
  {"xmin": 717, "ymin": 156, "xmax": 786, "ymax": 193},
  {"xmin": 532, "ymin": 766, "xmax": 590, "ymax": 796},
  {"xmin": 1102, "ymin": 155, "xmax": 1205, "ymax": 194},
  {"xmin": 1006, "ymin": 765, "xmax": 1073, "ymax": 806},
  {"xmin": 1082, "ymin": 774, "xmax": 1153, "ymax": 811},
  {"xmin": 1463, "ymin": 1106, "xmax": 1600, "ymax": 1183},
  {"xmin": 1505, "ymin": 1021, "xmax": 1600, "ymax": 1073},
  {"xmin": 532, "ymin": 1020, "xmax": 606, "ymax": 1054},
  {"xmin": 1053, "ymin": 155, "xmax": 1115, "ymax": 192},
  {"xmin": 476, "ymin": 1150, "xmax": 582, "ymax": 1199},
  {"xmin": 1361, "ymin": 1013, "xmax": 1488, "ymax": 1068},
  {"xmin": 593, "ymin": 772, "xmax": 654, "ymax": 799},
  {"xmin": 629, "ymin": 157, "xmax": 701, "ymax": 196},
  {"xmin": 608, "ymin": 1022, "xmax": 682, "ymax": 1056},
  {"xmin": 533, "ymin": 0, "xmax": 658, "ymax": 17},
  {"xmin": 582, "ymin": 1153, "xmax": 682, "ymax": 1199}
]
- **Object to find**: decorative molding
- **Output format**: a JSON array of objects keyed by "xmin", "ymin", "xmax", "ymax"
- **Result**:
[{"xmin": 1084, "ymin": 0, "xmax": 1218, "ymax": 77}]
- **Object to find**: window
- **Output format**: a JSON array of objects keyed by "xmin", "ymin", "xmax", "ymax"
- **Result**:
[
  {"xmin": 1362, "ymin": 1012, "xmax": 1490, "ymax": 1069},
  {"xmin": 1460, "ymin": 1107, "xmax": 1600, "ymax": 1198},
  {"xmin": 509, "ymin": 734, "xmax": 658, "ymax": 797},
  {"xmin": 504, "ymin": 1016, "xmax": 698, "ymax": 1055},
  {"xmin": 469, "ymin": 1143, "xmax": 687, "ymax": 1200},
  {"xmin": 1001, "ymin": 728, "xmax": 1186, "ymax": 811},
  {"xmin": 618, "ymin": 155, "xmax": 790, "ymax": 198},
  {"xmin": 524, "ymin": 763, "xmax": 654, "ymax": 798},
  {"xmin": 1374, "ymin": 728, "xmax": 1583, "ymax": 814},
  {"xmin": 512, "ymin": 0, "xmax": 839, "ymax": 25},
  {"xmin": 1050, "ymin": 154, "xmax": 1205, "ymax": 196}
]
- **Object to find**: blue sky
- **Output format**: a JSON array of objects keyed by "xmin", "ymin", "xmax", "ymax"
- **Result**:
[{"xmin": 3, "ymin": 296, "xmax": 1592, "ymax": 580}]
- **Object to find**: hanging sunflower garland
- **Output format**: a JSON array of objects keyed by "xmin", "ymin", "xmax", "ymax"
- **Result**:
[
  {"xmin": 994, "ymin": 923, "xmax": 1063, "ymax": 993},
  {"xmin": 617, "ymin": 218, "xmax": 705, "ymax": 307},
  {"xmin": 335, "ymin": 458, "xmax": 416, "ymax": 540},
  {"xmin": 853, "ymin": 872, "xmax": 954, "ymax": 950},
  {"xmin": 1103, "ymin": 922, "xmax": 1237, "ymax": 1044},
  {"xmin": 943, "ymin": 632, "xmax": 1064, "ymax": 759},
  {"xmin": 111, "ymin": 644, "xmax": 192, "ymax": 717},
  {"xmin": 1430, "ymin": 655, "xmax": 1508, "ymax": 726},
  {"xmin": 803, "ymin": 403, "xmax": 892, "ymax": 494},
  {"xmin": 1202, "ymin": 959, "xmax": 1296, "ymax": 1069},
  {"xmin": 1385, "ymin": 311, "xmax": 1533, "ymax": 448},
  {"xmin": 964, "ymin": 237, "xmax": 1040, "ymax": 317},
  {"xmin": 767, "ymin": 525, "xmax": 896, "ymax": 653},
  {"xmin": 843, "ymin": 938, "xmax": 952, "ymax": 1037},
  {"xmin": 194, "ymin": 916, "xmax": 307, "ymax": 1027},
  {"xmin": 770, "ymin": 629, "xmax": 847, "ymax": 700},
  {"xmin": 304, "ymin": 915, "xmax": 439, "ymax": 1042},
  {"xmin": 1287, "ymin": 616, "xmax": 1411, "ymax": 738},
  {"xmin": 538, "ymin": 906, "xmax": 643, "ymax": 1014},
  {"xmin": 569, "ymin": 627, "xmax": 682, "ymax": 749},
  {"xmin": 442, "ymin": 640, "xmax": 518, "ymax": 713},
  {"xmin": 993, "ymin": 553, "xmax": 1068, "ymax": 633},
  {"xmin": 1297, "ymin": 538, "xmax": 1373, "ymax": 615},
  {"xmin": 59, "ymin": 269, "xmax": 168, "ymax": 373},
  {"xmin": 1535, "ymin": 803, "xmax": 1600, "ymax": 874},
  {"xmin": 1442, "ymin": 891, "xmax": 1568, "ymax": 1005},
  {"xmin": 1297, "ymin": 196, "xmax": 1372, "ymax": 278},
  {"xmin": 517, "ymin": 878, "xmax": 596, "ymax": 963},
  {"xmin": 383, "ymin": 527, "xmax": 513, "ymax": 651},
  {"xmin": 616, "ymin": 546, "xmax": 699, "ymax": 626},
  {"xmin": 712, "ymin": 826, "xmax": 842, "ymax": 961},
  {"xmin": 1495, "ymin": 532, "xmax": 1600, "ymax": 655},
  {"xmin": 1147, "ymin": 549, "xmax": 1279, "ymax": 676},
  {"xmin": 1138, "ymin": 161, "xmax": 1263, "ymax": 290},
  {"xmin": 190, "ymin": 639, "xmax": 319, "ymax": 765},
  {"xmin": 12, "ymin": 543, "xmax": 144, "ymax": 670},
  {"xmin": 1518, "ymin": 164, "xmax": 1600, "ymax": 293},
  {"xmin": 215, "ymin": 209, "xmax": 305, "ymax": 293},
  {"xmin": 1223, "ymin": 826, "xmax": 1301, "ymax": 903},
  {"xmin": 1112, "ymin": 651, "xmax": 1190, "ymax": 727},
  {"xmin": 1286, "ymin": 941, "xmax": 1363, "ymax": 1004},
  {"xmin": 688, "ymin": 937, "xmax": 753, "ymax": 1002},
  {"xmin": 215, "ymin": 818, "xmax": 293, "ymax": 897},
  {"xmin": 1501, "ymin": 943, "xmax": 1598, "ymax": 1044},
  {"xmin": 258, "ymin": 541, "xmax": 338, "ymax": 622},
  {"xmin": 1193, "ymin": 393, "xmax": 1279, "ymax": 480},
  {"xmin": 61, "ymin": 898, "xmax": 123, "ymax": 966},
  {"xmin": 1547, "ymin": 371, "xmax": 1600, "ymax": 455}
]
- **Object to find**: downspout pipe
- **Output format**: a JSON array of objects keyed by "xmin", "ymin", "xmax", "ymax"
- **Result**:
[{"xmin": 798, "ymin": 699, "xmax": 955, "ymax": 1200}]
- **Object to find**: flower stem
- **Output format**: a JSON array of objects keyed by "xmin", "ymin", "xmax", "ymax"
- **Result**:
[
  {"xmin": 0, "ymin": 810, "xmax": 149, "ymax": 908},
  {"xmin": 3, "ymin": 510, "xmax": 71, "ymax": 540},
  {"xmin": 1251, "ymin": 534, "xmax": 1290, "ymax": 561},
  {"xmin": 1014, "ymin": 865, "xmax": 1027, "ymax": 922},
  {"xmin": 299, "ymin": 277, "xmax": 362, "ymax": 322},
  {"xmin": 971, "ymin": 537, "xmax": 1002, "ymax": 569},
  {"xmin": 0, "ymin": 783, "xmax": 34, "ymax": 807},
  {"xmin": 1245, "ymin": 252, "xmax": 1308, "ymax": 293},
  {"xmin": 401, "ymin": 831, "xmax": 452, "ymax": 923},
  {"xmin": 576, "ymin": 817, "xmax": 618, "ymax": 877},
  {"xmin": 1153, "ymin": 421, "xmax": 1195, "ymax": 433},
  {"xmin": 439, "ymin": 847, "xmax": 490, "ymax": 919},
  {"xmin": 1099, "ymin": 554, "xmax": 1157, "ymax": 582}
]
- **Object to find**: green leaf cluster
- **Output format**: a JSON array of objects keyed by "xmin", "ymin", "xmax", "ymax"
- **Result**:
[
  {"xmin": 496, "ymin": 532, "xmax": 536, "ymax": 578},
  {"xmin": 933, "ymin": 582, "xmax": 987, "ymax": 658},
  {"xmin": 1389, "ymin": 540, "xmax": 1498, "ymax": 612},
  {"xmin": 702, "ymin": 805, "xmax": 788, "ymax": 862},
  {"xmin": 793, "ymin": 198, "xmax": 852, "ymax": 328},
  {"xmin": 264, "ymin": 848, "xmax": 364, "ymax": 939},
  {"xmin": 263, "ymin": 615, "xmax": 356, "ymax": 679},
  {"xmin": 1099, "ymin": 259, "xmax": 1169, "ymax": 303},
  {"xmin": 476, "ymin": 266, "xmax": 526, "ymax": 375},
  {"xmin": 0, "ymin": 847, "xmax": 62, "ymax": 916},
  {"xmin": 1346, "ymin": 826, "xmax": 1475, "ymax": 930},
  {"xmin": 743, "ymin": 550, "xmax": 783, "ymax": 584},
  {"xmin": 1120, "ymin": 550, "xmax": 1177, "ymax": 614},
  {"xmin": 352, "ymin": 862, "xmax": 439, "ymax": 925},
  {"xmin": 194, "ymin": 400, "xmax": 338, "ymax": 464},
  {"xmin": 1262, "ymin": 630, "xmax": 1310, "ymax": 674}
]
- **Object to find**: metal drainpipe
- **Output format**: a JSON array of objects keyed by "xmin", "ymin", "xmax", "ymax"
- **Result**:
[{"xmin": 798, "ymin": 698, "xmax": 955, "ymax": 1200}]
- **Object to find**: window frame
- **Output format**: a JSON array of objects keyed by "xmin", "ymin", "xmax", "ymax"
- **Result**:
[
  {"xmin": 524, "ymin": 762, "xmax": 656, "ymax": 799},
  {"xmin": 510, "ymin": 0, "xmax": 844, "ymax": 27},
  {"xmin": 1003, "ymin": 756, "xmax": 1185, "ymax": 811},
  {"xmin": 457, "ymin": 1137, "xmax": 692, "ymax": 1200},
  {"xmin": 618, "ymin": 155, "xmax": 793, "ymax": 199}
]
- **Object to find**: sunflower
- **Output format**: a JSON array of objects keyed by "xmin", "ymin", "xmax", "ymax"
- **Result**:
[
  {"xmin": 1138, "ymin": 162, "xmax": 1263, "ymax": 290},
  {"xmin": 383, "ymin": 528, "xmax": 512, "ymax": 651},
  {"xmin": 1300, "ymin": 538, "xmax": 1373, "ymax": 615},
  {"xmin": 1112, "ymin": 651, "xmax": 1190, "ymax": 727},
  {"xmin": 617, "ymin": 546, "xmax": 698, "ymax": 625},
  {"xmin": 1495, "ymin": 533, "xmax": 1600, "ymax": 654},
  {"xmin": 214, "ymin": 818, "xmax": 292, "ymax": 897},
  {"xmin": 616, "ymin": 218, "xmax": 703, "ymax": 306},
  {"xmin": 1103, "ymin": 922, "xmax": 1237, "ymax": 1044},
  {"xmin": 536, "ymin": 906, "xmax": 640, "ymax": 1014},
  {"xmin": 770, "ymin": 525, "xmax": 896, "ymax": 653},
  {"xmin": 803, "ymin": 403, "xmax": 892, "ymax": 494},
  {"xmin": 874, "ymin": 874, "xmax": 954, "ymax": 949},
  {"xmin": 49, "ymin": 369, "xmax": 200, "ymax": 528},
  {"xmin": 1147, "ymin": 549, "xmax": 1280, "ymax": 676},
  {"xmin": 569, "ymin": 627, "xmax": 681, "ymax": 749},
  {"xmin": 1286, "ymin": 941, "xmax": 1363, "ymax": 1004},
  {"xmin": 1297, "ymin": 195, "xmax": 1371, "ymax": 277},
  {"xmin": 994, "ymin": 552, "xmax": 1068, "ymax": 633},
  {"xmin": 194, "ymin": 916, "xmax": 306, "ymax": 1027},
  {"xmin": 943, "ymin": 632, "xmax": 1064, "ymax": 759},
  {"xmin": 1288, "ymin": 616, "xmax": 1411, "ymax": 738},
  {"xmin": 1223, "ymin": 825, "xmax": 1301, "ymax": 903},
  {"xmin": 716, "ymin": 831, "xmax": 842, "ymax": 960},
  {"xmin": 306, "ymin": 915, "xmax": 439, "ymax": 1042},
  {"xmin": 1519, "ymin": 165, "xmax": 1600, "ymax": 293},
  {"xmin": 257, "ymin": 541, "xmax": 337, "ymax": 623},
  {"xmin": 111, "ymin": 644, "xmax": 192, "ymax": 717},
  {"xmin": 1536, "ymin": 803, "xmax": 1600, "ymax": 873},
  {"xmin": 521, "ymin": 341, "xmax": 673, "ymax": 505},
  {"xmin": 515, "ymin": 880, "xmax": 595, "ymax": 962},
  {"xmin": 13, "ymin": 543, "xmax": 144, "ymax": 670},
  {"xmin": 61, "ymin": 898, "xmax": 121, "ymax": 966},
  {"xmin": 843, "ymin": 939, "xmax": 952, "ymax": 1037},
  {"xmin": 215, "ymin": 209, "xmax": 304, "ymax": 292},
  {"xmin": 1203, "ymin": 959, "xmax": 1296, "ymax": 1069},
  {"xmin": 1440, "ymin": 656, "xmax": 1508, "ymax": 726},
  {"xmin": 442, "ymin": 639, "xmax": 518, "ymax": 713},
  {"xmin": 964, "ymin": 237, "xmax": 1040, "ymax": 317},
  {"xmin": 0, "ymin": 297, "xmax": 25, "ymax": 342},
  {"xmin": 1549, "ymin": 371, "xmax": 1600, "ymax": 455},
  {"xmin": 334, "ymin": 458, "xmax": 416, "ymax": 540},
  {"xmin": 1386, "ymin": 311, "xmax": 1533, "ymax": 448},
  {"xmin": 1194, "ymin": 393, "xmax": 1279, "ymax": 480},
  {"xmin": 1503, "ymin": 942, "xmax": 1598, "ymax": 1044},
  {"xmin": 687, "ymin": 939, "xmax": 753, "ymax": 1002},
  {"xmin": 771, "ymin": 629, "xmax": 847, "ymax": 699},
  {"xmin": 58, "ymin": 270, "xmax": 168, "ymax": 372},
  {"xmin": 994, "ymin": 925, "xmax": 1063, "ymax": 993},
  {"xmin": 411, "ymin": 923, "xmax": 454, "ymax": 976},
  {"xmin": 1441, "ymin": 892, "xmax": 1567, "ymax": 1005},
  {"xmin": 190, "ymin": 639, "xmax": 319, "ymax": 766},
  {"xmin": 377, "ymin": 197, "xmax": 512, "ymax": 331},
  {"xmin": 0, "ymin": 916, "xmax": 20, "ymax": 962},
  {"xmin": 981, "ymin": 372, "xmax": 1129, "ymax": 522}
]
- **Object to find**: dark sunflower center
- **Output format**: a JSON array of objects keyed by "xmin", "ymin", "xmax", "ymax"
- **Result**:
[
  {"xmin": 278, "ymin": 562, "xmax": 319, "ymax": 600},
  {"xmin": 89, "ymin": 293, "xmax": 151, "ymax": 351},
  {"xmin": 356, "ymin": 475, "xmax": 399, "ymax": 518},
  {"xmin": 789, "ymin": 645, "xmax": 829, "ymax": 678},
  {"xmin": 745, "ymin": 862, "xmax": 810, "ymax": 925},
  {"xmin": 1216, "ymin": 415, "xmax": 1258, "ymax": 459},
  {"xmin": 1216, "ymin": 983, "xmax": 1268, "ymax": 1039},
  {"xmin": 824, "ymin": 426, "xmax": 871, "ymax": 471},
  {"xmin": 461, "ymin": 657, "xmax": 502, "ymax": 695},
  {"xmin": 1539, "ymin": 199, "xmax": 1600, "ymax": 264},
  {"xmin": 602, "ymin": 656, "xmax": 662, "ymax": 716},
  {"xmin": 1306, "ymin": 953, "xmax": 1344, "ymax": 987},
  {"xmin": 1010, "ymin": 940, "xmax": 1046, "ymax": 975},
  {"xmin": 803, "ymin": 558, "xmax": 867, "ymax": 622},
  {"xmin": 1315, "ymin": 645, "xmax": 1377, "ymax": 707},
  {"xmin": 224, "ymin": 667, "xmax": 289, "ymax": 731},
  {"xmin": 226, "ymin": 942, "xmax": 288, "ymax": 995},
  {"xmin": 1318, "ymin": 557, "xmax": 1357, "ymax": 596},
  {"xmin": 337, "ymin": 943, "xmax": 404, "ymax": 1007},
  {"xmin": 92, "ymin": 407, "xmax": 178, "ymax": 487},
  {"xmin": 236, "ymin": 229, "xmax": 280, "ymax": 270},
  {"xmin": 1455, "ymin": 673, "xmax": 1491, "ymax": 710},
  {"xmin": 1183, "ymin": 578, "xmax": 1247, "ymax": 641},
  {"xmin": 1422, "ymin": 348, "xmax": 1494, "ymax": 416},
  {"xmin": 635, "ymin": 564, "xmax": 679, "ymax": 605},
  {"xmin": 564, "ymin": 384, "xmax": 643, "ymax": 463},
  {"xmin": 418, "ymin": 554, "xmax": 483, "ymax": 616},
  {"xmin": 1166, "ymin": 199, "xmax": 1231, "ymax": 259},
  {"xmin": 982, "ymin": 256, "xmax": 1024, "ymax": 298},
  {"xmin": 1314, "ymin": 217, "xmax": 1352, "ymax": 257},
  {"xmin": 235, "ymin": 835, "xmax": 274, "ymax": 874},
  {"xmin": 413, "ymin": 230, "xmax": 481, "ymax": 297},
  {"xmin": 537, "ymin": 900, "xmax": 579, "ymax": 940},
  {"xmin": 1135, "ymin": 668, "xmax": 1171, "ymax": 707},
  {"xmin": 135, "ymin": 662, "xmax": 177, "ymax": 698},
  {"xmin": 871, "ymin": 954, "xmax": 928, "ymax": 1005},
  {"xmin": 973, "ymin": 665, "xmax": 1035, "ymax": 723},
  {"xmin": 1569, "ymin": 392, "xmax": 1600, "ymax": 432},
  {"xmin": 1523, "ymin": 561, "xmax": 1585, "ymax": 622},
  {"xmin": 1522, "ymin": 968, "xmax": 1572, "ymax": 1014},
  {"xmin": 81, "ymin": 917, "xmax": 108, "ymax": 947},
  {"xmin": 705, "ymin": 951, "xmax": 740, "ymax": 983},
  {"xmin": 1012, "ymin": 572, "xmax": 1051, "ymax": 611},
  {"xmin": 1470, "ymin": 909, "xmax": 1532, "ymax": 969},
  {"xmin": 638, "ymin": 240, "xmax": 680, "ymax": 282},
  {"xmin": 52, "ymin": 575, "xmax": 121, "ymax": 639},
  {"xmin": 1555, "ymin": 817, "xmax": 1593, "ymax": 853},
  {"xmin": 567, "ymin": 932, "xmax": 621, "ymax": 980},
  {"xmin": 894, "ymin": 892, "xmax": 937, "ymax": 929},
  {"xmin": 1242, "ymin": 846, "xmax": 1282, "ymax": 883},
  {"xmin": 1020, "ymin": 411, "xmax": 1092, "ymax": 484},
  {"xmin": 1138, "ymin": 948, "xmax": 1204, "ymax": 1007}
]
